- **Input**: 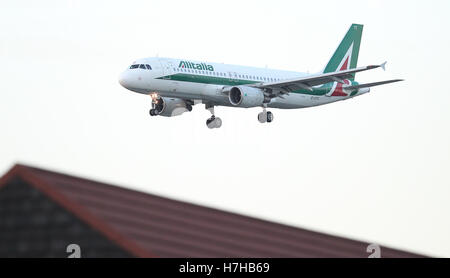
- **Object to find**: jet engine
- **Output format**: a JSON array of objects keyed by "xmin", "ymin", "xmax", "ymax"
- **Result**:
[
  {"xmin": 227, "ymin": 86, "xmax": 265, "ymax": 108},
  {"xmin": 150, "ymin": 97, "xmax": 191, "ymax": 117}
]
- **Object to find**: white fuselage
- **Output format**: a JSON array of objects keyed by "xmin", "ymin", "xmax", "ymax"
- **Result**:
[{"xmin": 119, "ymin": 57, "xmax": 368, "ymax": 109}]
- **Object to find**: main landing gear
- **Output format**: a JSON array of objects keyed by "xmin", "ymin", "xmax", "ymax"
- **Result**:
[
  {"xmin": 257, "ymin": 107, "xmax": 274, "ymax": 123},
  {"xmin": 205, "ymin": 104, "xmax": 222, "ymax": 129}
]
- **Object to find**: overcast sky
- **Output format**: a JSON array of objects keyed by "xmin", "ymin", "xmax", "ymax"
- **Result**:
[{"xmin": 1, "ymin": 0, "xmax": 449, "ymax": 257}]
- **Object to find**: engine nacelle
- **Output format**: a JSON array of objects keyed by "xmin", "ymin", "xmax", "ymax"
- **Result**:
[
  {"xmin": 227, "ymin": 86, "xmax": 265, "ymax": 108},
  {"xmin": 154, "ymin": 97, "xmax": 190, "ymax": 117}
]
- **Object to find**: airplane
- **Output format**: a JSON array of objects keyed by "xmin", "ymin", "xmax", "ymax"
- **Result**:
[{"xmin": 119, "ymin": 24, "xmax": 402, "ymax": 129}]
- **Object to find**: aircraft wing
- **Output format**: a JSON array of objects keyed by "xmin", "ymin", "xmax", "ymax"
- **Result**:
[
  {"xmin": 345, "ymin": 79, "xmax": 403, "ymax": 90},
  {"xmin": 251, "ymin": 62, "xmax": 387, "ymax": 94}
]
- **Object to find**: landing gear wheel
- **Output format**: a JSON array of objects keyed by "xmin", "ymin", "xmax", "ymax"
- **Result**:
[
  {"xmin": 214, "ymin": 117, "xmax": 222, "ymax": 128},
  {"xmin": 258, "ymin": 112, "xmax": 267, "ymax": 123},
  {"xmin": 206, "ymin": 116, "xmax": 215, "ymax": 126},
  {"xmin": 205, "ymin": 104, "xmax": 222, "ymax": 129},
  {"xmin": 186, "ymin": 104, "xmax": 193, "ymax": 112},
  {"xmin": 257, "ymin": 110, "xmax": 273, "ymax": 123},
  {"xmin": 206, "ymin": 116, "xmax": 222, "ymax": 129},
  {"xmin": 267, "ymin": 111, "xmax": 274, "ymax": 123},
  {"xmin": 149, "ymin": 109, "xmax": 157, "ymax": 116}
]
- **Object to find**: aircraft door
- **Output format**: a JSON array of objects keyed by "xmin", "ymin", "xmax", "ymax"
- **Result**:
[
  {"xmin": 161, "ymin": 60, "xmax": 179, "ymax": 93},
  {"xmin": 163, "ymin": 60, "xmax": 174, "ymax": 79}
]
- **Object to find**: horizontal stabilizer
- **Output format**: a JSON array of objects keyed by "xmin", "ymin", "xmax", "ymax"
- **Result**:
[{"xmin": 346, "ymin": 79, "xmax": 404, "ymax": 90}]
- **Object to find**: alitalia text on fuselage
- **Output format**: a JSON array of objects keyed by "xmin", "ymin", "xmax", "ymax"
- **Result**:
[{"xmin": 179, "ymin": 61, "xmax": 214, "ymax": 71}]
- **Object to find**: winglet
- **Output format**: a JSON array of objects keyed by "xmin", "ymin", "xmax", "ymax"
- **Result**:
[{"xmin": 381, "ymin": 61, "xmax": 387, "ymax": 71}]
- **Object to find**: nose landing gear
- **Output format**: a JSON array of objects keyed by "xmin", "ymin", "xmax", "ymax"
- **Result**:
[{"xmin": 149, "ymin": 92, "xmax": 162, "ymax": 117}]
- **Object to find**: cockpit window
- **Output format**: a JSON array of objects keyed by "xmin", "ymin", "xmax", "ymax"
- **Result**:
[{"xmin": 129, "ymin": 64, "xmax": 152, "ymax": 70}]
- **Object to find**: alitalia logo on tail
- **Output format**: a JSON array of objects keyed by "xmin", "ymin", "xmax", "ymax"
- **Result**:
[
  {"xmin": 179, "ymin": 61, "xmax": 214, "ymax": 71},
  {"xmin": 328, "ymin": 44, "xmax": 353, "ymax": 97}
]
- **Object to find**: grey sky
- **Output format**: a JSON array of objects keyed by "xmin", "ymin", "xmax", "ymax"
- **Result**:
[{"xmin": 1, "ymin": 0, "xmax": 449, "ymax": 257}]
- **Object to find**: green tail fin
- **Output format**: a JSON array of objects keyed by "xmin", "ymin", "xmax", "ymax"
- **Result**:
[{"xmin": 323, "ymin": 24, "xmax": 363, "ymax": 80}]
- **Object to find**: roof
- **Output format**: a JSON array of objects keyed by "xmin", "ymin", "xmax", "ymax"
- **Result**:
[{"xmin": 0, "ymin": 164, "xmax": 424, "ymax": 258}]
